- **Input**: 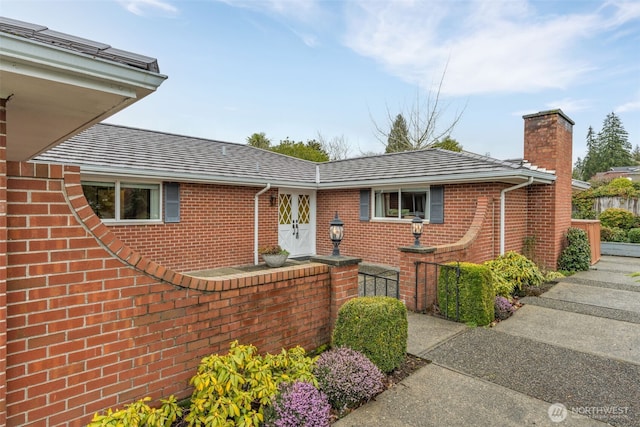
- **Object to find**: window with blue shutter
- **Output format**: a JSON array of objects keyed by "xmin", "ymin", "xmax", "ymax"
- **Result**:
[
  {"xmin": 164, "ymin": 182, "xmax": 180, "ymax": 223},
  {"xmin": 430, "ymin": 186, "xmax": 444, "ymax": 224},
  {"xmin": 360, "ymin": 189, "xmax": 370, "ymax": 220}
]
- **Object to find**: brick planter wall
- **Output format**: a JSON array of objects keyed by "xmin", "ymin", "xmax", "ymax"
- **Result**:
[{"xmin": 5, "ymin": 162, "xmax": 339, "ymax": 426}]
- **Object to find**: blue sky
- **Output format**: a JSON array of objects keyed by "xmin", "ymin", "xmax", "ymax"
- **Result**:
[{"xmin": 3, "ymin": 0, "xmax": 639, "ymax": 163}]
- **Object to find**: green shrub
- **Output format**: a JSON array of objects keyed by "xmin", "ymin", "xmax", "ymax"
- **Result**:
[
  {"xmin": 186, "ymin": 341, "xmax": 317, "ymax": 427},
  {"xmin": 601, "ymin": 226, "xmax": 628, "ymax": 242},
  {"xmin": 88, "ymin": 396, "xmax": 182, "ymax": 427},
  {"xmin": 599, "ymin": 208, "xmax": 635, "ymax": 230},
  {"xmin": 483, "ymin": 252, "xmax": 544, "ymax": 297},
  {"xmin": 438, "ymin": 262, "xmax": 494, "ymax": 327},
  {"xmin": 627, "ymin": 228, "xmax": 640, "ymax": 243},
  {"xmin": 332, "ymin": 296, "xmax": 407, "ymax": 373},
  {"xmin": 557, "ymin": 227, "xmax": 591, "ymax": 272}
]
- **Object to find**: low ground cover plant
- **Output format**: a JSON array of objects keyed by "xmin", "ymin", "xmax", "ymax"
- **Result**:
[
  {"xmin": 494, "ymin": 296, "xmax": 515, "ymax": 320},
  {"xmin": 313, "ymin": 347, "xmax": 385, "ymax": 416},
  {"xmin": 332, "ymin": 296, "xmax": 407, "ymax": 373},
  {"xmin": 264, "ymin": 381, "xmax": 331, "ymax": 427}
]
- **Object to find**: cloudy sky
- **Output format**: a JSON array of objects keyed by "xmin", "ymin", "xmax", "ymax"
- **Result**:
[{"xmin": 3, "ymin": 0, "xmax": 639, "ymax": 162}]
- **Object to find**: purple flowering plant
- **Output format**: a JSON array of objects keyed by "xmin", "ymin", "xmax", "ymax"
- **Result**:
[
  {"xmin": 494, "ymin": 296, "xmax": 515, "ymax": 320},
  {"xmin": 265, "ymin": 381, "xmax": 331, "ymax": 427},
  {"xmin": 314, "ymin": 347, "xmax": 385, "ymax": 414}
]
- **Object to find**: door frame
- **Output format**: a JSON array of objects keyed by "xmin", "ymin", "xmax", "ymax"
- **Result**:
[{"xmin": 277, "ymin": 188, "xmax": 316, "ymax": 258}]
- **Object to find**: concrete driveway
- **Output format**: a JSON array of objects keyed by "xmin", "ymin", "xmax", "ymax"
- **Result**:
[{"xmin": 334, "ymin": 256, "xmax": 640, "ymax": 426}]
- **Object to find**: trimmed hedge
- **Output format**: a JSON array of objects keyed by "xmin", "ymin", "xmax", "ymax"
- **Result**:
[
  {"xmin": 332, "ymin": 296, "xmax": 407, "ymax": 373},
  {"xmin": 438, "ymin": 262, "xmax": 494, "ymax": 326}
]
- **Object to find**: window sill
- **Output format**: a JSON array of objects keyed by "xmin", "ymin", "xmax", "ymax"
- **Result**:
[
  {"xmin": 370, "ymin": 218, "xmax": 430, "ymax": 224},
  {"xmin": 102, "ymin": 220, "xmax": 164, "ymax": 226}
]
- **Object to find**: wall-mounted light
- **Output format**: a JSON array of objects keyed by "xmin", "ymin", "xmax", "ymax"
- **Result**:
[
  {"xmin": 270, "ymin": 194, "xmax": 277, "ymax": 207},
  {"xmin": 329, "ymin": 212, "xmax": 344, "ymax": 256},
  {"xmin": 411, "ymin": 216, "xmax": 423, "ymax": 247}
]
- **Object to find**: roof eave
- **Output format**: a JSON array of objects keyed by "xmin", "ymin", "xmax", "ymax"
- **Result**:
[
  {"xmin": 0, "ymin": 32, "xmax": 167, "ymax": 161},
  {"xmin": 56, "ymin": 163, "xmax": 318, "ymax": 189},
  {"xmin": 316, "ymin": 170, "xmax": 557, "ymax": 189}
]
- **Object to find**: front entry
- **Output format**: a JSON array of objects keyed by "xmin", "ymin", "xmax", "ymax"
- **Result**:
[{"xmin": 278, "ymin": 189, "xmax": 316, "ymax": 257}]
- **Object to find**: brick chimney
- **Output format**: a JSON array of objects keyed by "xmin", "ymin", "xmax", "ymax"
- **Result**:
[{"xmin": 523, "ymin": 109, "xmax": 574, "ymax": 270}]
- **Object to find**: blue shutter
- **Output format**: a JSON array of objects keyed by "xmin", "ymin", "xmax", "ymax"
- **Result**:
[
  {"xmin": 360, "ymin": 189, "xmax": 370, "ymax": 221},
  {"xmin": 430, "ymin": 186, "xmax": 444, "ymax": 224},
  {"xmin": 164, "ymin": 182, "xmax": 180, "ymax": 223}
]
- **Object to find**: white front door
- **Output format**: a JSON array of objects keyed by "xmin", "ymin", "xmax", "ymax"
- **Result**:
[{"xmin": 278, "ymin": 189, "xmax": 315, "ymax": 257}]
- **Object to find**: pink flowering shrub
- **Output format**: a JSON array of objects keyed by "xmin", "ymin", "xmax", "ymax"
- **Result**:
[
  {"xmin": 314, "ymin": 347, "xmax": 385, "ymax": 414},
  {"xmin": 265, "ymin": 381, "xmax": 331, "ymax": 427},
  {"xmin": 494, "ymin": 296, "xmax": 515, "ymax": 320}
]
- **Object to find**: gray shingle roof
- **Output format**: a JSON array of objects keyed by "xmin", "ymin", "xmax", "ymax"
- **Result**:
[
  {"xmin": 35, "ymin": 123, "xmax": 557, "ymax": 187},
  {"xmin": 36, "ymin": 124, "xmax": 318, "ymax": 186}
]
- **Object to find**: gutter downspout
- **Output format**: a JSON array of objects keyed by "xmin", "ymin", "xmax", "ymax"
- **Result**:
[
  {"xmin": 500, "ymin": 177, "xmax": 534, "ymax": 256},
  {"xmin": 254, "ymin": 184, "xmax": 271, "ymax": 265}
]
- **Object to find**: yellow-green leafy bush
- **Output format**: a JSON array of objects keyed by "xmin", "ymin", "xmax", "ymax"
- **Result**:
[
  {"xmin": 332, "ymin": 296, "xmax": 408, "ymax": 373},
  {"xmin": 599, "ymin": 208, "xmax": 635, "ymax": 230},
  {"xmin": 483, "ymin": 252, "xmax": 544, "ymax": 297},
  {"xmin": 88, "ymin": 396, "xmax": 182, "ymax": 427},
  {"xmin": 438, "ymin": 262, "xmax": 494, "ymax": 326},
  {"xmin": 186, "ymin": 341, "xmax": 317, "ymax": 427}
]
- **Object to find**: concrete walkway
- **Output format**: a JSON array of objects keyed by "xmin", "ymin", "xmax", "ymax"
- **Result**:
[{"xmin": 334, "ymin": 256, "xmax": 640, "ymax": 426}]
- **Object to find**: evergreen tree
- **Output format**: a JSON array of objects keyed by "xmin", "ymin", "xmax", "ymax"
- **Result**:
[
  {"xmin": 431, "ymin": 136, "xmax": 463, "ymax": 152},
  {"xmin": 247, "ymin": 132, "xmax": 271, "ymax": 149},
  {"xmin": 597, "ymin": 112, "xmax": 632, "ymax": 172},
  {"xmin": 572, "ymin": 157, "xmax": 584, "ymax": 180},
  {"xmin": 632, "ymin": 144, "xmax": 640, "ymax": 164},
  {"xmin": 581, "ymin": 126, "xmax": 600, "ymax": 180},
  {"xmin": 270, "ymin": 138, "xmax": 329, "ymax": 162},
  {"xmin": 578, "ymin": 113, "xmax": 633, "ymax": 180},
  {"xmin": 386, "ymin": 114, "xmax": 411, "ymax": 153}
]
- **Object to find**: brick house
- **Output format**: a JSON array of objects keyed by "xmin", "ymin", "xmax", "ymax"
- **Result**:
[
  {"xmin": 0, "ymin": 15, "xmax": 588, "ymax": 427},
  {"xmin": 37, "ymin": 109, "xmax": 580, "ymax": 272}
]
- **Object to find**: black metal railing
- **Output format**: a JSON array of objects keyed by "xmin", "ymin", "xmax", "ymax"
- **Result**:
[{"xmin": 358, "ymin": 268, "xmax": 400, "ymax": 299}]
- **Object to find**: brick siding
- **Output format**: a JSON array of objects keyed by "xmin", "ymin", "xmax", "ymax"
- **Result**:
[
  {"xmin": 317, "ymin": 184, "xmax": 529, "ymax": 267},
  {"xmin": 1, "ymin": 97, "xmax": 8, "ymax": 427},
  {"xmin": 5, "ymin": 163, "xmax": 337, "ymax": 426},
  {"xmin": 109, "ymin": 184, "xmax": 279, "ymax": 272}
]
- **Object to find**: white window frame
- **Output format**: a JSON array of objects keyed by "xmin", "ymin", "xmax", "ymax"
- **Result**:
[
  {"xmin": 371, "ymin": 186, "xmax": 430, "ymax": 222},
  {"xmin": 81, "ymin": 176, "xmax": 163, "ymax": 225}
]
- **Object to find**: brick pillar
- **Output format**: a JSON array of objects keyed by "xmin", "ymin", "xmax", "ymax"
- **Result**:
[
  {"xmin": 523, "ymin": 109, "xmax": 574, "ymax": 270},
  {"xmin": 311, "ymin": 255, "xmax": 361, "ymax": 327},
  {"xmin": 398, "ymin": 246, "xmax": 436, "ymax": 312},
  {"xmin": 0, "ymin": 98, "xmax": 8, "ymax": 427}
]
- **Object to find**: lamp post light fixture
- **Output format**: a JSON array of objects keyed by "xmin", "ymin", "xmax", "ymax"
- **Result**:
[
  {"xmin": 329, "ymin": 212, "xmax": 344, "ymax": 256},
  {"xmin": 411, "ymin": 216, "xmax": 424, "ymax": 247}
]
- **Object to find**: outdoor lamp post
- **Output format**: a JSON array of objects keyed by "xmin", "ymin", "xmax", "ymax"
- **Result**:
[
  {"xmin": 411, "ymin": 216, "xmax": 424, "ymax": 246},
  {"xmin": 329, "ymin": 212, "xmax": 344, "ymax": 256}
]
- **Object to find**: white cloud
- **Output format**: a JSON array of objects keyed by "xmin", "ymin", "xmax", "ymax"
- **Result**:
[
  {"xmin": 545, "ymin": 98, "xmax": 592, "ymax": 114},
  {"xmin": 616, "ymin": 100, "xmax": 640, "ymax": 113},
  {"xmin": 118, "ymin": 0, "xmax": 178, "ymax": 16},
  {"xmin": 342, "ymin": 0, "xmax": 636, "ymax": 96}
]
